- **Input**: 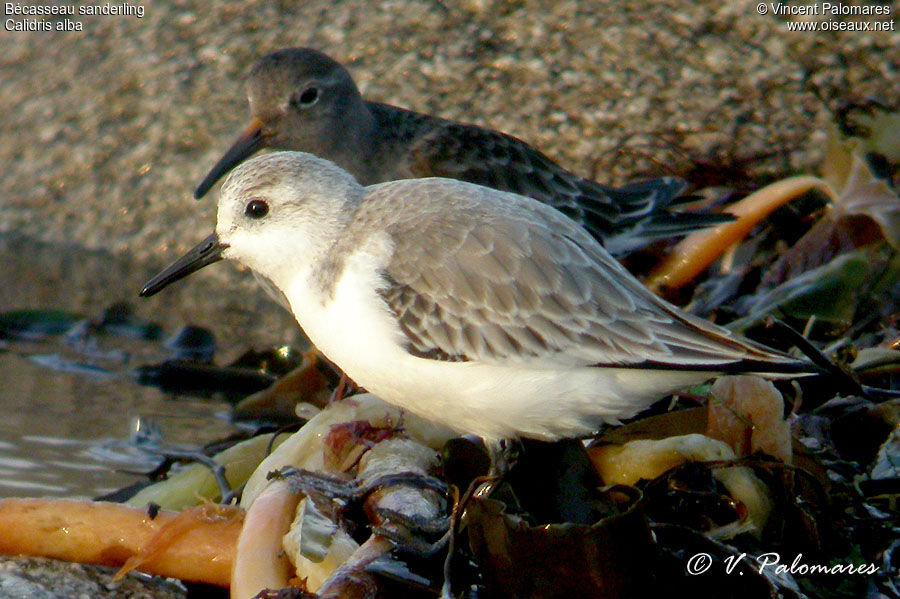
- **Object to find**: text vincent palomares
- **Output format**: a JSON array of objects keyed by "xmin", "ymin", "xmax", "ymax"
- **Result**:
[{"xmin": 767, "ymin": 2, "xmax": 890, "ymax": 16}]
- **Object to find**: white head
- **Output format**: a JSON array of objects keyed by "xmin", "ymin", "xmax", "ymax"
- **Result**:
[{"xmin": 140, "ymin": 151, "xmax": 364, "ymax": 297}]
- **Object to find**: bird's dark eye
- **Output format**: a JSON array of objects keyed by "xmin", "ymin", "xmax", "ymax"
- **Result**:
[
  {"xmin": 292, "ymin": 87, "xmax": 320, "ymax": 108},
  {"xmin": 245, "ymin": 199, "xmax": 269, "ymax": 219}
]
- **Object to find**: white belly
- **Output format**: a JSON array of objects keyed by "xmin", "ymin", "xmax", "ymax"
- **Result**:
[{"xmin": 285, "ymin": 251, "xmax": 709, "ymax": 441}]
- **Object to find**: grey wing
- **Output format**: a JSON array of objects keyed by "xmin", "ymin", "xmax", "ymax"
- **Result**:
[
  {"xmin": 403, "ymin": 121, "xmax": 730, "ymax": 255},
  {"xmin": 374, "ymin": 180, "xmax": 801, "ymax": 370}
]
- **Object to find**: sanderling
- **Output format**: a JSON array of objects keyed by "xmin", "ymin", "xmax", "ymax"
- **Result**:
[{"xmin": 143, "ymin": 152, "xmax": 812, "ymax": 442}]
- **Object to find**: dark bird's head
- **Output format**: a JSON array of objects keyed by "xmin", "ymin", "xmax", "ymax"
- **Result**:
[{"xmin": 195, "ymin": 48, "xmax": 371, "ymax": 199}]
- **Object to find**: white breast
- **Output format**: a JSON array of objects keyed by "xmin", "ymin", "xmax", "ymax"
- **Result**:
[
  {"xmin": 284, "ymin": 236, "xmax": 418, "ymax": 395},
  {"xmin": 282, "ymin": 240, "xmax": 711, "ymax": 441}
]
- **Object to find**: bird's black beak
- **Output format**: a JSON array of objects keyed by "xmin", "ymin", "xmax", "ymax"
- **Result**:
[
  {"xmin": 194, "ymin": 117, "xmax": 266, "ymax": 199},
  {"xmin": 139, "ymin": 233, "xmax": 229, "ymax": 297}
]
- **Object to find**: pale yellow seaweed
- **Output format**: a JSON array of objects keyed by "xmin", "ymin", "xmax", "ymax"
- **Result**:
[
  {"xmin": 231, "ymin": 479, "xmax": 300, "ymax": 599},
  {"xmin": 707, "ymin": 375, "xmax": 792, "ymax": 464},
  {"xmin": 591, "ymin": 433, "xmax": 773, "ymax": 534},
  {"xmin": 127, "ymin": 432, "xmax": 289, "ymax": 511}
]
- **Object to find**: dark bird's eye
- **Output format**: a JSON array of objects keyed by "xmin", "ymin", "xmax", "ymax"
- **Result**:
[
  {"xmin": 245, "ymin": 199, "xmax": 269, "ymax": 219},
  {"xmin": 292, "ymin": 86, "xmax": 320, "ymax": 108}
]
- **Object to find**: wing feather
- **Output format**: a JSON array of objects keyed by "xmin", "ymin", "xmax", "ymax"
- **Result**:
[{"xmin": 357, "ymin": 179, "xmax": 800, "ymax": 371}]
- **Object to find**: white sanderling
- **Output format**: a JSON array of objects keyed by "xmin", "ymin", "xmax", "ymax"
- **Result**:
[{"xmin": 144, "ymin": 151, "xmax": 812, "ymax": 442}]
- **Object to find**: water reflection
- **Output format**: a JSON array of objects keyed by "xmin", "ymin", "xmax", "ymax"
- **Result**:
[{"xmin": 0, "ymin": 234, "xmax": 301, "ymax": 498}]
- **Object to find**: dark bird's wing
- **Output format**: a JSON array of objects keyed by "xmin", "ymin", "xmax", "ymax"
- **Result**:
[{"xmin": 402, "ymin": 121, "xmax": 730, "ymax": 255}]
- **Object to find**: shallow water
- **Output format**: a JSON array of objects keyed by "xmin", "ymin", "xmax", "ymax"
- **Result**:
[{"xmin": 0, "ymin": 234, "xmax": 301, "ymax": 498}]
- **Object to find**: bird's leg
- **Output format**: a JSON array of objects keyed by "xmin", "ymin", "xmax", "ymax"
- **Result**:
[
  {"xmin": 438, "ymin": 440, "xmax": 521, "ymax": 598},
  {"xmin": 328, "ymin": 371, "xmax": 358, "ymax": 403},
  {"xmin": 475, "ymin": 438, "xmax": 519, "ymax": 497},
  {"xmin": 439, "ymin": 485, "xmax": 462, "ymax": 599}
]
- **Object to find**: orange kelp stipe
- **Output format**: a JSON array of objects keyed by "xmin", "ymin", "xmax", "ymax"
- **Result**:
[
  {"xmin": 647, "ymin": 176, "xmax": 837, "ymax": 292},
  {"xmin": 0, "ymin": 498, "xmax": 242, "ymax": 587}
]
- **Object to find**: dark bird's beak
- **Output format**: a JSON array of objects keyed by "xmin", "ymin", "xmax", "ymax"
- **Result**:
[
  {"xmin": 194, "ymin": 117, "xmax": 266, "ymax": 199},
  {"xmin": 139, "ymin": 233, "xmax": 229, "ymax": 297}
]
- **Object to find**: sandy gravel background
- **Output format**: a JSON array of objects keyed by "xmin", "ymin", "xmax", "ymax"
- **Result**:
[{"xmin": 1, "ymin": 0, "xmax": 898, "ymax": 279}]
